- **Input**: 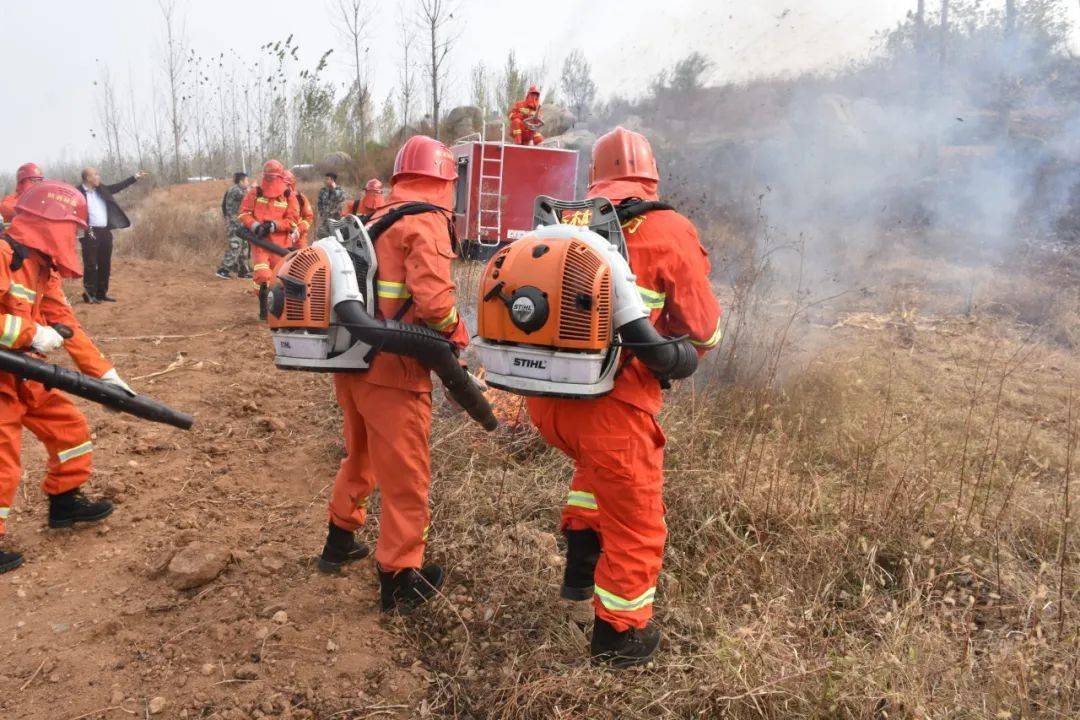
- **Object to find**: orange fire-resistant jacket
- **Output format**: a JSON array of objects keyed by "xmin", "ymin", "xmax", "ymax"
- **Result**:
[
  {"xmin": 589, "ymin": 178, "xmax": 723, "ymax": 415},
  {"xmin": 296, "ymin": 192, "xmax": 314, "ymax": 247},
  {"xmin": 0, "ymin": 241, "xmax": 112, "ymax": 378},
  {"xmin": 0, "ymin": 194, "xmax": 16, "ymax": 224},
  {"xmin": 359, "ymin": 175, "xmax": 468, "ymax": 393},
  {"xmin": 237, "ymin": 187, "xmax": 300, "ymax": 250}
]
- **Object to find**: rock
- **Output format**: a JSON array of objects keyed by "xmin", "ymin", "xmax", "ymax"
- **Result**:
[
  {"xmin": 271, "ymin": 610, "xmax": 289, "ymax": 625},
  {"xmin": 234, "ymin": 663, "xmax": 260, "ymax": 680},
  {"xmin": 540, "ymin": 103, "xmax": 576, "ymax": 137},
  {"xmin": 256, "ymin": 416, "xmax": 287, "ymax": 433},
  {"xmin": 166, "ymin": 542, "xmax": 231, "ymax": 591},
  {"xmin": 200, "ymin": 663, "xmax": 216, "ymax": 676},
  {"xmin": 148, "ymin": 696, "xmax": 167, "ymax": 715},
  {"xmin": 326, "ymin": 639, "xmax": 338, "ymax": 653}
]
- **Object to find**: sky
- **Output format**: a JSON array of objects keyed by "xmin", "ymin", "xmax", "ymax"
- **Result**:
[{"xmin": 3, "ymin": 0, "xmax": 1078, "ymax": 171}]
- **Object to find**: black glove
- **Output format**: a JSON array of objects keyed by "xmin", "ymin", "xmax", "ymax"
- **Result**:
[{"xmin": 260, "ymin": 221, "xmax": 277, "ymax": 237}]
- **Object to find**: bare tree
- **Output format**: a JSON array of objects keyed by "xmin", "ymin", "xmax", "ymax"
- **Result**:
[
  {"xmin": 94, "ymin": 64, "xmax": 124, "ymax": 174},
  {"xmin": 470, "ymin": 62, "xmax": 490, "ymax": 114},
  {"xmin": 158, "ymin": 0, "xmax": 188, "ymax": 180},
  {"xmin": 496, "ymin": 51, "xmax": 526, "ymax": 117},
  {"xmin": 416, "ymin": 0, "xmax": 458, "ymax": 138},
  {"xmin": 125, "ymin": 66, "xmax": 146, "ymax": 172},
  {"xmin": 398, "ymin": 15, "xmax": 417, "ymax": 135},
  {"xmin": 331, "ymin": 0, "xmax": 371, "ymax": 162},
  {"xmin": 560, "ymin": 49, "xmax": 597, "ymax": 121},
  {"xmin": 939, "ymin": 0, "xmax": 950, "ymax": 66}
]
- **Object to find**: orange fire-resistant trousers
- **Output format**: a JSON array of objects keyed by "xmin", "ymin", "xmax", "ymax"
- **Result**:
[
  {"xmin": 0, "ymin": 376, "xmax": 94, "ymax": 535},
  {"xmin": 528, "ymin": 395, "xmax": 667, "ymax": 632},
  {"xmin": 328, "ymin": 375, "xmax": 433, "ymax": 573}
]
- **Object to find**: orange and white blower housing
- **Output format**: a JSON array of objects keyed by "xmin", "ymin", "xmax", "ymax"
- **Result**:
[
  {"xmin": 265, "ymin": 216, "xmax": 497, "ymax": 430},
  {"xmin": 267, "ymin": 215, "xmax": 376, "ymax": 372},
  {"xmin": 474, "ymin": 197, "xmax": 697, "ymax": 398}
]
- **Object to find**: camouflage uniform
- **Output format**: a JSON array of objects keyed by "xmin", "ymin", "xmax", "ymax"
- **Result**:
[
  {"xmin": 217, "ymin": 183, "xmax": 252, "ymax": 277},
  {"xmin": 316, "ymin": 185, "xmax": 347, "ymax": 239}
]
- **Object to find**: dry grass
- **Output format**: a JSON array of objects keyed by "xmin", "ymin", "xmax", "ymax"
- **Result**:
[
  {"xmin": 407, "ymin": 247, "xmax": 1080, "ymax": 719},
  {"xmin": 114, "ymin": 183, "xmax": 1079, "ymax": 718}
]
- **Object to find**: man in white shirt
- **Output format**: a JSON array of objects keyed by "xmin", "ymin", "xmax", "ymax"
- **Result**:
[{"xmin": 77, "ymin": 168, "xmax": 147, "ymax": 304}]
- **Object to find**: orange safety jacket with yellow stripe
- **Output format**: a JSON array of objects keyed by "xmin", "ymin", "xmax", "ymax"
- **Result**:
[
  {"xmin": 296, "ymin": 192, "xmax": 314, "ymax": 247},
  {"xmin": 0, "ymin": 239, "xmax": 113, "ymax": 378},
  {"xmin": 358, "ymin": 175, "xmax": 468, "ymax": 394},
  {"xmin": 237, "ymin": 188, "xmax": 300, "ymax": 250},
  {"xmin": 588, "ymin": 179, "xmax": 723, "ymax": 416}
]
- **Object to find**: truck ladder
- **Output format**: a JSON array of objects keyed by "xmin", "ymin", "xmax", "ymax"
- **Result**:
[{"xmin": 475, "ymin": 111, "xmax": 506, "ymax": 247}]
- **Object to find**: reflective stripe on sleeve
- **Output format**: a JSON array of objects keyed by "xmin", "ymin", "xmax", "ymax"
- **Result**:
[
  {"xmin": 10, "ymin": 284, "xmax": 37, "ymax": 303},
  {"xmin": 252, "ymin": 263, "xmax": 270, "ymax": 272},
  {"xmin": 0, "ymin": 314, "xmax": 23, "ymax": 347},
  {"xmin": 426, "ymin": 307, "xmax": 458, "ymax": 332},
  {"xmin": 637, "ymin": 286, "xmax": 666, "ymax": 310},
  {"xmin": 376, "ymin": 280, "xmax": 412, "ymax": 300},
  {"xmin": 691, "ymin": 319, "xmax": 723, "ymax": 349},
  {"xmin": 594, "ymin": 585, "xmax": 656, "ymax": 613},
  {"xmin": 566, "ymin": 490, "xmax": 597, "ymax": 510},
  {"xmin": 57, "ymin": 441, "xmax": 93, "ymax": 463}
]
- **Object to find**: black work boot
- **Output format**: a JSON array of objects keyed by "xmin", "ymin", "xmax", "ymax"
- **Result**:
[
  {"xmin": 590, "ymin": 617, "xmax": 662, "ymax": 668},
  {"xmin": 561, "ymin": 528, "xmax": 601, "ymax": 601},
  {"xmin": 378, "ymin": 564, "xmax": 444, "ymax": 613},
  {"xmin": 318, "ymin": 522, "xmax": 371, "ymax": 574},
  {"xmin": 48, "ymin": 488, "xmax": 114, "ymax": 529},
  {"xmin": 0, "ymin": 548, "xmax": 24, "ymax": 575},
  {"xmin": 258, "ymin": 284, "xmax": 269, "ymax": 320}
]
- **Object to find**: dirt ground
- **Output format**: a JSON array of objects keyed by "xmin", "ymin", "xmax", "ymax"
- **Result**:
[{"xmin": 0, "ymin": 259, "xmax": 426, "ymax": 720}]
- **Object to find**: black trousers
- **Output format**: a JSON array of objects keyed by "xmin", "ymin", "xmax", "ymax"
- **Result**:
[{"xmin": 81, "ymin": 227, "xmax": 113, "ymax": 299}]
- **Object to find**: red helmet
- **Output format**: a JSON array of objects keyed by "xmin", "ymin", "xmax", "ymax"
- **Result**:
[
  {"xmin": 260, "ymin": 159, "xmax": 288, "ymax": 196},
  {"xmin": 9, "ymin": 181, "xmax": 87, "ymax": 278},
  {"xmin": 393, "ymin": 136, "xmax": 457, "ymax": 182},
  {"xmin": 283, "ymin": 170, "xmax": 297, "ymax": 188},
  {"xmin": 16, "ymin": 180, "xmax": 88, "ymax": 228},
  {"xmin": 16, "ymin": 162, "xmax": 44, "ymax": 192},
  {"xmin": 527, "ymin": 85, "xmax": 540, "ymax": 99},
  {"xmin": 364, "ymin": 178, "xmax": 383, "ymax": 194},
  {"xmin": 590, "ymin": 127, "xmax": 659, "ymax": 184}
]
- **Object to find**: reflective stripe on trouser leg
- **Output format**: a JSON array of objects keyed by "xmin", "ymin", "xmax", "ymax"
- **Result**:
[
  {"xmin": 0, "ymin": 384, "xmax": 25, "ymax": 534},
  {"xmin": 21, "ymin": 388, "xmax": 94, "ymax": 496}
]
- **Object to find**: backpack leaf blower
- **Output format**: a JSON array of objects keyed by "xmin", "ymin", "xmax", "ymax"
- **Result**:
[
  {"xmin": 265, "ymin": 214, "xmax": 498, "ymax": 431},
  {"xmin": 0, "ymin": 349, "xmax": 194, "ymax": 429},
  {"xmin": 473, "ymin": 196, "xmax": 697, "ymax": 399}
]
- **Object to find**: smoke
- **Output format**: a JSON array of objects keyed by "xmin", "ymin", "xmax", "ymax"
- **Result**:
[{"xmin": 623, "ymin": 2, "xmax": 1080, "ymax": 301}]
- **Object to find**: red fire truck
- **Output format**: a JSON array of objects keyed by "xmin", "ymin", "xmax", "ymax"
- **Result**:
[{"xmin": 452, "ymin": 124, "xmax": 579, "ymax": 260}]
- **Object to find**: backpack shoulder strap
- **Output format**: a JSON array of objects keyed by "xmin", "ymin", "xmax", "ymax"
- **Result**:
[
  {"xmin": 615, "ymin": 198, "xmax": 675, "ymax": 224},
  {"xmin": 0, "ymin": 234, "xmax": 28, "ymax": 272},
  {"xmin": 365, "ymin": 202, "xmax": 449, "ymax": 241}
]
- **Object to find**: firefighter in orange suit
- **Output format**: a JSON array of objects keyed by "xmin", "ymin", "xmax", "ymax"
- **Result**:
[
  {"xmin": 0, "ymin": 163, "xmax": 46, "ymax": 224},
  {"xmin": 509, "ymin": 85, "xmax": 544, "ymax": 146},
  {"xmin": 237, "ymin": 160, "xmax": 300, "ymax": 319},
  {"xmin": 343, "ymin": 178, "xmax": 387, "ymax": 217},
  {"xmin": 284, "ymin": 171, "xmax": 314, "ymax": 247},
  {"xmin": 0, "ymin": 181, "xmax": 134, "ymax": 574},
  {"xmin": 319, "ymin": 136, "xmax": 468, "ymax": 613},
  {"xmin": 527, "ymin": 127, "xmax": 723, "ymax": 667}
]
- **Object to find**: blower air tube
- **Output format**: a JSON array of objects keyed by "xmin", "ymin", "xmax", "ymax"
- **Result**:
[
  {"xmin": 618, "ymin": 318, "xmax": 699, "ymax": 381},
  {"xmin": 334, "ymin": 300, "xmax": 499, "ymax": 432},
  {"xmin": 0, "ymin": 349, "xmax": 195, "ymax": 430}
]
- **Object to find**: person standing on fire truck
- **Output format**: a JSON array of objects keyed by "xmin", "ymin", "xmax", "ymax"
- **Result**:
[
  {"xmin": 527, "ymin": 127, "xmax": 723, "ymax": 667},
  {"xmin": 237, "ymin": 160, "xmax": 299, "ymax": 320},
  {"xmin": 509, "ymin": 86, "xmax": 544, "ymax": 146},
  {"xmin": 319, "ymin": 135, "xmax": 468, "ymax": 613}
]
